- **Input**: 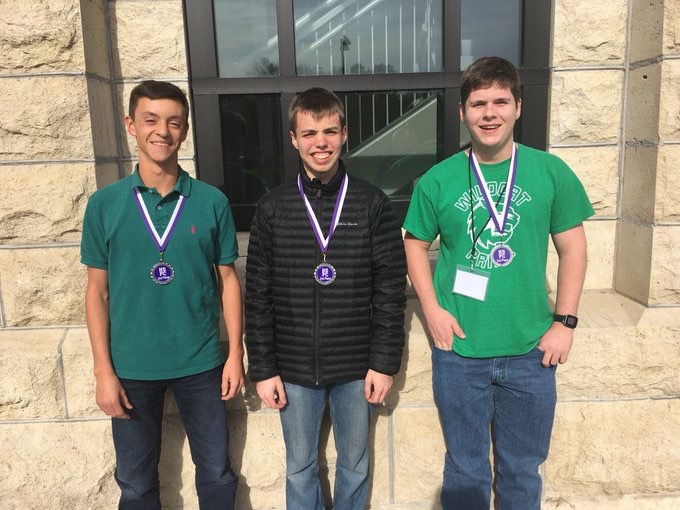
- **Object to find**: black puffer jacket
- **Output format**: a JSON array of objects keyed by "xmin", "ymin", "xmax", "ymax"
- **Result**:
[{"xmin": 244, "ymin": 164, "xmax": 406, "ymax": 386}]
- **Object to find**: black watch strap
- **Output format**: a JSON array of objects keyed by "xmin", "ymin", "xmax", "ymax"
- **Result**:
[{"xmin": 553, "ymin": 314, "xmax": 578, "ymax": 329}]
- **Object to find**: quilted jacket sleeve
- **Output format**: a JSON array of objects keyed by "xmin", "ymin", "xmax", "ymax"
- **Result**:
[
  {"xmin": 244, "ymin": 200, "xmax": 279, "ymax": 382},
  {"xmin": 368, "ymin": 193, "xmax": 407, "ymax": 375}
]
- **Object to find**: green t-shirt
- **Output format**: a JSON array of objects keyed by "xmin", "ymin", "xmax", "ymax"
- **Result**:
[
  {"xmin": 81, "ymin": 167, "xmax": 239, "ymax": 379},
  {"xmin": 403, "ymin": 144, "xmax": 594, "ymax": 358}
]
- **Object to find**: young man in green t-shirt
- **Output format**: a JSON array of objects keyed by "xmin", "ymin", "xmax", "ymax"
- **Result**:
[
  {"xmin": 81, "ymin": 81, "xmax": 244, "ymax": 509},
  {"xmin": 403, "ymin": 57, "xmax": 594, "ymax": 509}
]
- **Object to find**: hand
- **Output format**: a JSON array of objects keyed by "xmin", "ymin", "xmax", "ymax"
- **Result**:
[
  {"xmin": 364, "ymin": 370, "xmax": 393, "ymax": 404},
  {"xmin": 538, "ymin": 323, "xmax": 574, "ymax": 367},
  {"xmin": 256, "ymin": 376, "xmax": 287, "ymax": 409},
  {"xmin": 95, "ymin": 371, "xmax": 133, "ymax": 419},
  {"xmin": 221, "ymin": 356, "xmax": 245, "ymax": 401},
  {"xmin": 424, "ymin": 304, "xmax": 465, "ymax": 350}
]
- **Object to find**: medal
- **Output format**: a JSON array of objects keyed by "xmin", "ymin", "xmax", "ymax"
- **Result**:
[
  {"xmin": 151, "ymin": 260, "xmax": 175, "ymax": 284},
  {"xmin": 298, "ymin": 173, "xmax": 349, "ymax": 285},
  {"xmin": 314, "ymin": 261, "xmax": 337, "ymax": 285},
  {"xmin": 490, "ymin": 243, "xmax": 513, "ymax": 267},
  {"xmin": 132, "ymin": 187, "xmax": 186, "ymax": 285}
]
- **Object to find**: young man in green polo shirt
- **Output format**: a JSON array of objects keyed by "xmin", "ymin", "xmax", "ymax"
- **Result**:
[
  {"xmin": 81, "ymin": 80, "xmax": 243, "ymax": 509},
  {"xmin": 403, "ymin": 57, "xmax": 594, "ymax": 509}
]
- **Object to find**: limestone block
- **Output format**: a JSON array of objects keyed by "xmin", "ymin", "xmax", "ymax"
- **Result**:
[
  {"xmin": 229, "ymin": 411, "xmax": 287, "ymax": 509},
  {"xmin": 620, "ymin": 145, "xmax": 658, "ymax": 223},
  {"xmin": 549, "ymin": 70, "xmax": 623, "ymax": 145},
  {"xmin": 0, "ymin": 420, "xmax": 117, "ymax": 508},
  {"xmin": 614, "ymin": 220, "xmax": 653, "ymax": 303},
  {"xmin": 629, "ymin": 0, "xmax": 664, "ymax": 63},
  {"xmin": 549, "ymin": 146, "xmax": 619, "ymax": 217},
  {"xmin": 0, "ymin": 77, "xmax": 93, "ymax": 161},
  {"xmin": 0, "ymin": 164, "xmax": 95, "ymax": 245},
  {"xmin": 61, "ymin": 328, "xmax": 99, "ymax": 418},
  {"xmin": 659, "ymin": 59, "xmax": 680, "ymax": 140},
  {"xmin": 180, "ymin": 158, "xmax": 197, "ymax": 178},
  {"xmin": 0, "ymin": 329, "xmax": 65, "ymax": 419},
  {"xmin": 0, "ymin": 0, "xmax": 84, "ymax": 73},
  {"xmin": 556, "ymin": 293, "xmax": 680, "ymax": 400},
  {"xmin": 86, "ymin": 76, "xmax": 119, "ymax": 159},
  {"xmin": 117, "ymin": 83, "xmax": 195, "ymax": 161},
  {"xmin": 656, "ymin": 145, "xmax": 680, "ymax": 222},
  {"xmin": 368, "ymin": 414, "xmax": 391, "ymax": 507},
  {"xmin": 544, "ymin": 494, "xmax": 680, "ymax": 510},
  {"xmin": 391, "ymin": 298, "xmax": 434, "ymax": 406},
  {"xmin": 553, "ymin": 0, "xmax": 626, "ymax": 65},
  {"xmin": 110, "ymin": 0, "xmax": 188, "ymax": 79},
  {"xmin": 547, "ymin": 220, "xmax": 615, "ymax": 292},
  {"xmin": 0, "ymin": 247, "xmax": 86, "ymax": 327},
  {"xmin": 663, "ymin": 0, "xmax": 680, "ymax": 53},
  {"xmin": 649, "ymin": 225, "xmax": 680, "ymax": 305},
  {"xmin": 625, "ymin": 64, "xmax": 661, "ymax": 143},
  {"xmin": 80, "ymin": 0, "xmax": 111, "ymax": 78},
  {"xmin": 392, "ymin": 407, "xmax": 444, "ymax": 504},
  {"xmin": 545, "ymin": 400, "xmax": 680, "ymax": 496}
]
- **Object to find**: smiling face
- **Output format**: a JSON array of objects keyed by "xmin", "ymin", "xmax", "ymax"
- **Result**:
[
  {"xmin": 125, "ymin": 97, "xmax": 188, "ymax": 168},
  {"xmin": 460, "ymin": 82, "xmax": 521, "ymax": 163},
  {"xmin": 290, "ymin": 110, "xmax": 347, "ymax": 182}
]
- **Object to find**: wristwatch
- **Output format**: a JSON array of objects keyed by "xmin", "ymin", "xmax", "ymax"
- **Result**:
[{"xmin": 553, "ymin": 314, "xmax": 578, "ymax": 329}]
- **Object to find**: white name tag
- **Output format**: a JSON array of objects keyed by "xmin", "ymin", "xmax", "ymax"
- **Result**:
[{"xmin": 453, "ymin": 265, "xmax": 489, "ymax": 302}]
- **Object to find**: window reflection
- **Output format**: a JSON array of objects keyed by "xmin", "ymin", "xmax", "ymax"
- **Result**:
[
  {"xmin": 341, "ymin": 90, "xmax": 441, "ymax": 199},
  {"xmin": 214, "ymin": 0, "xmax": 279, "ymax": 77},
  {"xmin": 461, "ymin": 0, "xmax": 521, "ymax": 68},
  {"xmin": 219, "ymin": 95, "xmax": 282, "ymax": 205},
  {"xmin": 294, "ymin": 0, "xmax": 442, "ymax": 76}
]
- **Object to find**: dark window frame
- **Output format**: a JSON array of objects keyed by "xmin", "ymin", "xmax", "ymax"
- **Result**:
[{"xmin": 183, "ymin": 0, "xmax": 551, "ymax": 229}]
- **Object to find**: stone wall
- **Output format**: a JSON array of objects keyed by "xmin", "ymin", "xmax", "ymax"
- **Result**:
[{"xmin": 0, "ymin": 0, "xmax": 678, "ymax": 509}]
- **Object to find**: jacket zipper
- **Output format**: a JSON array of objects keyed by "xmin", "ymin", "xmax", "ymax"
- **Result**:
[{"xmin": 313, "ymin": 187, "xmax": 322, "ymax": 385}]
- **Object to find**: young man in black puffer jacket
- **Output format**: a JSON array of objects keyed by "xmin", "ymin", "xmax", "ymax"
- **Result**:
[{"xmin": 245, "ymin": 87, "xmax": 406, "ymax": 510}]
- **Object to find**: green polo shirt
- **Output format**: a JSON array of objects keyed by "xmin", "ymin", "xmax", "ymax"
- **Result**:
[{"xmin": 81, "ymin": 167, "xmax": 239, "ymax": 380}]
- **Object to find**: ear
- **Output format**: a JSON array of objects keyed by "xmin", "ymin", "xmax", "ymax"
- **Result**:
[
  {"xmin": 459, "ymin": 102, "xmax": 465, "ymax": 122},
  {"xmin": 125, "ymin": 115, "xmax": 136, "ymax": 137},
  {"xmin": 341, "ymin": 126, "xmax": 348, "ymax": 144},
  {"xmin": 290, "ymin": 130, "xmax": 299, "ymax": 149},
  {"xmin": 515, "ymin": 98, "xmax": 522, "ymax": 120}
]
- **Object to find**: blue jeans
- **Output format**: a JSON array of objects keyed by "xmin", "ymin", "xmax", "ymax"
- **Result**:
[
  {"xmin": 279, "ymin": 380, "xmax": 373, "ymax": 510},
  {"xmin": 432, "ymin": 347, "xmax": 557, "ymax": 510},
  {"xmin": 111, "ymin": 365, "xmax": 238, "ymax": 510}
]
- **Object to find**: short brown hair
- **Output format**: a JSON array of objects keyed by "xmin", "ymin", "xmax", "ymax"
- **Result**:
[
  {"xmin": 288, "ymin": 87, "xmax": 345, "ymax": 132},
  {"xmin": 460, "ymin": 56, "xmax": 521, "ymax": 108},
  {"xmin": 128, "ymin": 80, "xmax": 189, "ymax": 122}
]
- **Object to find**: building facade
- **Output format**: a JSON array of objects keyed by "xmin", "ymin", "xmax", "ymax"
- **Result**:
[{"xmin": 0, "ymin": 0, "xmax": 679, "ymax": 508}]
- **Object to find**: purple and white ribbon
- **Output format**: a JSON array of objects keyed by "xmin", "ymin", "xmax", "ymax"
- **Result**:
[
  {"xmin": 297, "ymin": 173, "xmax": 348, "ymax": 255},
  {"xmin": 132, "ymin": 187, "xmax": 186, "ymax": 253},
  {"xmin": 469, "ymin": 143, "xmax": 517, "ymax": 234}
]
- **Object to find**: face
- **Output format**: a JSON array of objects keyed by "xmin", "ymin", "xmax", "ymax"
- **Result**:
[
  {"xmin": 460, "ymin": 83, "xmax": 521, "ymax": 162},
  {"xmin": 125, "ymin": 97, "xmax": 188, "ymax": 167},
  {"xmin": 290, "ymin": 111, "xmax": 347, "ymax": 182}
]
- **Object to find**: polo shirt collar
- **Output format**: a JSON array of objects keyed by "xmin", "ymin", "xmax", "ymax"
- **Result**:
[{"xmin": 130, "ymin": 164, "xmax": 192, "ymax": 197}]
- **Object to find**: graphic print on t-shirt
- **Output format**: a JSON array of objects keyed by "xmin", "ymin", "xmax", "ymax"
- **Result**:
[{"xmin": 453, "ymin": 181, "xmax": 532, "ymax": 270}]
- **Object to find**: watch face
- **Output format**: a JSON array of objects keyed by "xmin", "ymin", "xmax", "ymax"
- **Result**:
[
  {"xmin": 554, "ymin": 314, "xmax": 578, "ymax": 328},
  {"xmin": 565, "ymin": 315, "xmax": 578, "ymax": 327}
]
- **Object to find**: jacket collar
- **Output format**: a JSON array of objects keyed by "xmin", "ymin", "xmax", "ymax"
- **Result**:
[{"xmin": 299, "ymin": 161, "xmax": 347, "ymax": 196}]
